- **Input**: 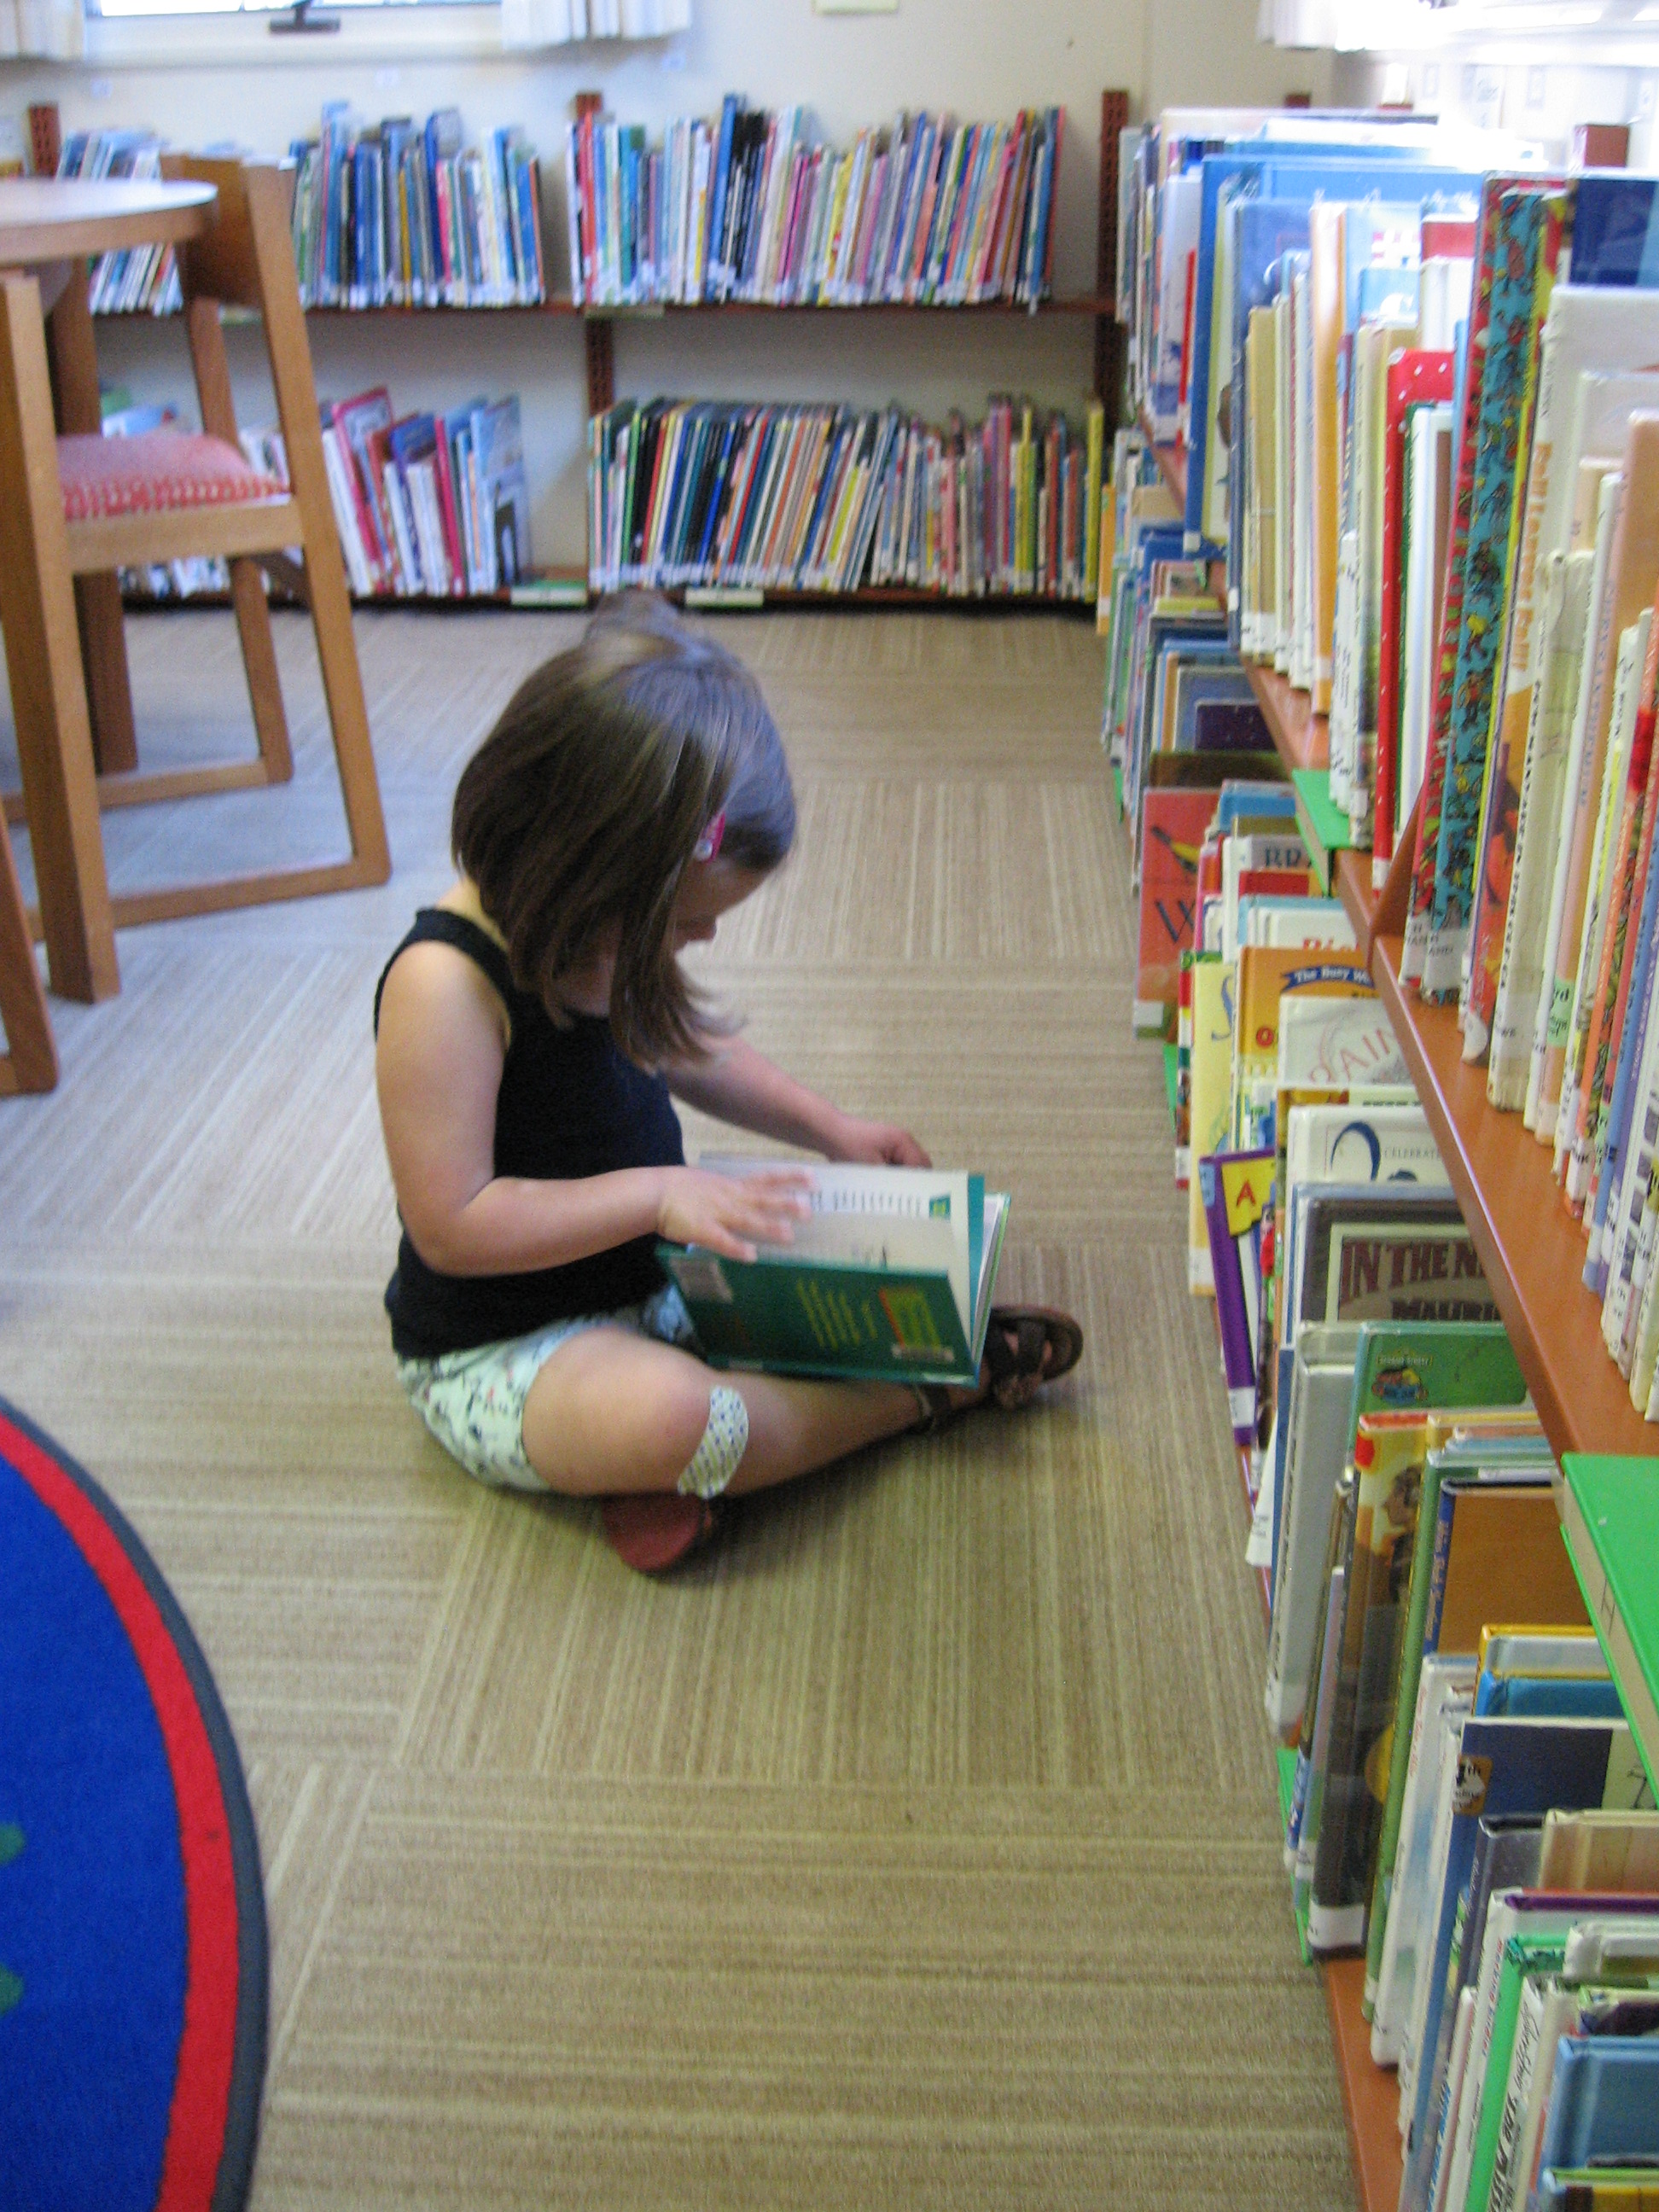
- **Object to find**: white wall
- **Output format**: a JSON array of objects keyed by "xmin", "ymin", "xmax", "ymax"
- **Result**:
[{"xmin": 4, "ymin": 0, "xmax": 1326, "ymax": 566}]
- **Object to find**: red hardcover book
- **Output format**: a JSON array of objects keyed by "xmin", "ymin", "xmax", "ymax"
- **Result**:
[
  {"xmin": 1138, "ymin": 786, "xmax": 1217, "ymax": 1031},
  {"xmin": 430, "ymin": 412, "xmax": 467, "ymax": 595},
  {"xmin": 331, "ymin": 387, "xmax": 395, "ymax": 592}
]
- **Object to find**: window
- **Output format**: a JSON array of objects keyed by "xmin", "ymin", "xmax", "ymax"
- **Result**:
[{"xmin": 85, "ymin": 0, "xmax": 487, "ymax": 17}]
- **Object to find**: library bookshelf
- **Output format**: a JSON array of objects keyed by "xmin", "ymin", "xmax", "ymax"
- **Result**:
[
  {"xmin": 44, "ymin": 92, "xmax": 1132, "ymax": 614},
  {"xmin": 1195, "ymin": 615, "xmax": 1659, "ymax": 2212}
]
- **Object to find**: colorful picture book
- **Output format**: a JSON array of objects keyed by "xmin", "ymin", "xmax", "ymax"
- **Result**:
[
  {"xmin": 565, "ymin": 101, "xmax": 1062, "ymax": 309},
  {"xmin": 657, "ymin": 1161, "xmax": 1009, "ymax": 1388}
]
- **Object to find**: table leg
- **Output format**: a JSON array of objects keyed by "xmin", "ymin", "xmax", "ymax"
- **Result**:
[
  {"xmin": 47, "ymin": 260, "xmax": 138, "ymax": 776},
  {"xmin": 0, "ymin": 272, "xmax": 119, "ymax": 1003}
]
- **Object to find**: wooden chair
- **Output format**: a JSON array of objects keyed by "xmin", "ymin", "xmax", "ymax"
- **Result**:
[
  {"xmin": 0, "ymin": 814, "xmax": 56, "ymax": 1095},
  {"xmin": 0, "ymin": 155, "xmax": 389, "ymax": 957}
]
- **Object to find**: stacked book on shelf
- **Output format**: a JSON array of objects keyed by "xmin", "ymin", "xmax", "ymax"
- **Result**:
[
  {"xmin": 288, "ymin": 106, "xmax": 546, "ymax": 310},
  {"xmin": 1107, "ymin": 105, "xmax": 1659, "ymax": 1429},
  {"xmin": 100, "ymin": 386, "xmax": 533, "ymax": 605},
  {"xmin": 564, "ymin": 98, "xmax": 1062, "ymax": 309},
  {"xmin": 57, "ymin": 129, "xmax": 183, "ymax": 316},
  {"xmin": 1109, "ymin": 102, "xmax": 1659, "ymax": 2212},
  {"xmin": 589, "ymin": 394, "xmax": 1103, "ymax": 602},
  {"xmin": 320, "ymin": 387, "xmax": 532, "ymax": 599}
]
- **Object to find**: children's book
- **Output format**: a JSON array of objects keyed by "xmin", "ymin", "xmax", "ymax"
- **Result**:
[
  {"xmin": 1136, "ymin": 785, "xmax": 1213, "ymax": 1033},
  {"xmin": 1200, "ymin": 1147, "xmax": 1273, "ymax": 1446},
  {"xmin": 659, "ymin": 1161, "xmax": 1009, "ymax": 1388},
  {"xmin": 1401, "ymin": 1715, "xmax": 1652, "ymax": 2209}
]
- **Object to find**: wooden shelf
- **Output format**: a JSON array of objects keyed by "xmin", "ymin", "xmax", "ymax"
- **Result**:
[
  {"xmin": 1244, "ymin": 661, "xmax": 1330, "ymax": 773},
  {"xmin": 1371, "ymin": 932, "xmax": 1658, "ymax": 1460},
  {"xmin": 98, "ymin": 294, "xmax": 1115, "ymax": 325},
  {"xmin": 1324, "ymin": 1958, "xmax": 1405, "ymax": 2212},
  {"xmin": 1335, "ymin": 850, "xmax": 1376, "ymax": 945}
]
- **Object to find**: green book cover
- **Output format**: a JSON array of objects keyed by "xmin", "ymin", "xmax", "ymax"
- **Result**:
[
  {"xmin": 1292, "ymin": 766, "xmax": 1352, "ymax": 888},
  {"xmin": 658, "ymin": 1164, "xmax": 1008, "ymax": 1388},
  {"xmin": 1348, "ymin": 1320, "xmax": 1528, "ymax": 1453},
  {"xmin": 1464, "ymin": 1932, "xmax": 1569, "ymax": 2212},
  {"xmin": 1562, "ymin": 1456, "xmax": 1659, "ymax": 1804}
]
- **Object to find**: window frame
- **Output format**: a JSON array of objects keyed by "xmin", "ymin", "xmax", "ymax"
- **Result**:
[{"xmin": 81, "ymin": 0, "xmax": 511, "ymax": 67}]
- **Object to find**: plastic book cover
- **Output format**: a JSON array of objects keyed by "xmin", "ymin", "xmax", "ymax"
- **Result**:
[
  {"xmin": 1277, "ymin": 998, "xmax": 1403, "ymax": 1091},
  {"xmin": 1538, "ymin": 420, "xmax": 1659, "ymax": 1135},
  {"xmin": 1533, "ymin": 2038, "xmax": 1659, "ymax": 2185},
  {"xmin": 1173, "ymin": 666, "xmax": 1258, "ymax": 748},
  {"xmin": 1376, "ymin": 351, "xmax": 1455, "ymax": 873},
  {"xmin": 1406, "ymin": 175, "xmax": 1545, "ymax": 982},
  {"xmin": 1402, "ymin": 1715, "xmax": 1650, "ymax": 2207},
  {"xmin": 1200, "ymin": 1148, "xmax": 1274, "ymax": 1444},
  {"xmin": 659, "ymin": 1163, "xmax": 1006, "ymax": 1388},
  {"xmin": 1232, "ymin": 949, "xmax": 1372, "ymax": 1140},
  {"xmin": 1304, "ymin": 1409, "xmax": 1444, "ymax": 1953},
  {"xmin": 1265, "ymin": 1323, "xmax": 1362, "ymax": 1735},
  {"xmin": 1187, "ymin": 955, "xmax": 1234, "ymax": 1295},
  {"xmin": 1136, "ymin": 787, "xmax": 1213, "ymax": 1031},
  {"xmin": 1423, "ymin": 187, "xmax": 1564, "ymax": 1004},
  {"xmin": 1296, "ymin": 1196, "xmax": 1493, "ymax": 1332}
]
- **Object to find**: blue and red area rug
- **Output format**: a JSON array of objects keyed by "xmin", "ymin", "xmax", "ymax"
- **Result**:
[{"xmin": 0, "ymin": 1396, "xmax": 266, "ymax": 2210}]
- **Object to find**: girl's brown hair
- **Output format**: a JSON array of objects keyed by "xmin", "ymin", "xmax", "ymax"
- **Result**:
[{"xmin": 451, "ymin": 593, "xmax": 795, "ymax": 1064}]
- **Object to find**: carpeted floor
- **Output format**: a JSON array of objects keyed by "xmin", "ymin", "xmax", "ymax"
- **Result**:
[{"xmin": 0, "ymin": 607, "xmax": 1352, "ymax": 2209}]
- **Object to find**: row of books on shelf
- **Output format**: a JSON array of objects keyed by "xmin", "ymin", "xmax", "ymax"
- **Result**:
[
  {"xmin": 565, "ymin": 100, "xmax": 1063, "ymax": 310},
  {"xmin": 289, "ymin": 106, "xmax": 546, "ymax": 310},
  {"xmin": 1108, "ymin": 105, "xmax": 1659, "ymax": 1429},
  {"xmin": 318, "ymin": 386, "xmax": 531, "ymax": 600},
  {"xmin": 102, "ymin": 387, "xmax": 532, "ymax": 605},
  {"xmin": 588, "ymin": 395, "xmax": 1105, "ymax": 602},
  {"xmin": 57, "ymin": 130, "xmax": 183, "ymax": 317},
  {"xmin": 1118, "ymin": 750, "xmax": 1659, "ymax": 2209}
]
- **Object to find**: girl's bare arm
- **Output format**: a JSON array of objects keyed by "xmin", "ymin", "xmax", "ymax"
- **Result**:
[
  {"xmin": 375, "ymin": 946, "xmax": 807, "ymax": 1273},
  {"xmin": 667, "ymin": 1036, "xmax": 930, "ymax": 1166}
]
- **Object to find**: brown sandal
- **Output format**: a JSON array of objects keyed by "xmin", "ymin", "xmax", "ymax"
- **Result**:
[{"xmin": 911, "ymin": 1306, "xmax": 1084, "ymax": 1432}]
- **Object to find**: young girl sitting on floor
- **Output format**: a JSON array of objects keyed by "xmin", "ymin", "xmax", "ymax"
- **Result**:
[{"xmin": 374, "ymin": 597, "xmax": 1082, "ymax": 1572}]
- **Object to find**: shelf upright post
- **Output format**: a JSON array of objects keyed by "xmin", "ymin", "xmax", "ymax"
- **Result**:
[
  {"xmin": 572, "ymin": 92, "xmax": 615, "ymax": 420},
  {"xmin": 1096, "ymin": 91, "xmax": 1130, "ymax": 428}
]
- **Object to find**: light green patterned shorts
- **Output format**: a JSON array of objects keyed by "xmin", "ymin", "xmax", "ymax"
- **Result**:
[{"xmin": 397, "ymin": 1282, "xmax": 697, "ymax": 1493}]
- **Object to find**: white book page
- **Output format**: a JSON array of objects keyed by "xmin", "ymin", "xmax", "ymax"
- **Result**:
[{"xmin": 700, "ymin": 1157, "xmax": 972, "ymax": 1330}]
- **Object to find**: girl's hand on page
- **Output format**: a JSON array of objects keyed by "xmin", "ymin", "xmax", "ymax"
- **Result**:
[
  {"xmin": 828, "ymin": 1115, "xmax": 932, "ymax": 1168},
  {"xmin": 656, "ymin": 1167, "xmax": 812, "ymax": 1263}
]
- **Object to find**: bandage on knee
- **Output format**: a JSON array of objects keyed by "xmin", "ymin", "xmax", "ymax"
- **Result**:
[{"xmin": 678, "ymin": 1383, "xmax": 749, "ymax": 1499}]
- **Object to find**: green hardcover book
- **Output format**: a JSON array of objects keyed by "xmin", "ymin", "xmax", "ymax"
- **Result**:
[
  {"xmin": 1562, "ymin": 1456, "xmax": 1659, "ymax": 1804},
  {"xmin": 1291, "ymin": 766, "xmax": 1353, "ymax": 893},
  {"xmin": 658, "ymin": 1161, "xmax": 1010, "ymax": 1388}
]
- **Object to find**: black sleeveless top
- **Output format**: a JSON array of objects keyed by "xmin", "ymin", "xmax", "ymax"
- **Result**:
[{"xmin": 375, "ymin": 909, "xmax": 685, "ymax": 1359}]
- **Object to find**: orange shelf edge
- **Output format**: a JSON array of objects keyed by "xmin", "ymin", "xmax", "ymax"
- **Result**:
[
  {"xmin": 1324, "ymin": 1957, "xmax": 1405, "ymax": 2212},
  {"xmin": 1244, "ymin": 661, "xmax": 1330, "ymax": 775},
  {"xmin": 1371, "ymin": 933, "xmax": 1659, "ymax": 1460},
  {"xmin": 1335, "ymin": 850, "xmax": 1377, "ymax": 950}
]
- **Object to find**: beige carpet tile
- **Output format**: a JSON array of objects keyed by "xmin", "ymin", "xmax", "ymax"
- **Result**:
[{"xmin": 250, "ymin": 1776, "xmax": 1348, "ymax": 2212}]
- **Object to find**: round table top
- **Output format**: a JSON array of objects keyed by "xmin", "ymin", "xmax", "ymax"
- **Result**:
[{"xmin": 0, "ymin": 178, "xmax": 218, "ymax": 268}]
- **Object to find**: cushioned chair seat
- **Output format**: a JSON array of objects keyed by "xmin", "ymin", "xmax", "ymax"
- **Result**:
[{"xmin": 58, "ymin": 430, "xmax": 284, "ymax": 523}]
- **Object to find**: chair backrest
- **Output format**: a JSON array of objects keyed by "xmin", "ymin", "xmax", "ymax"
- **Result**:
[
  {"xmin": 153, "ymin": 155, "xmax": 331, "ymax": 538},
  {"xmin": 156, "ymin": 155, "xmax": 294, "ymax": 317}
]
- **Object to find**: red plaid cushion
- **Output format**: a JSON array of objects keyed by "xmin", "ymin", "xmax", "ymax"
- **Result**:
[{"xmin": 59, "ymin": 431, "xmax": 284, "ymax": 523}]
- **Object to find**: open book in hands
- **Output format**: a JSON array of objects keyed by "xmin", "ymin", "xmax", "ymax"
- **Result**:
[{"xmin": 657, "ymin": 1159, "xmax": 1010, "ymax": 1387}]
